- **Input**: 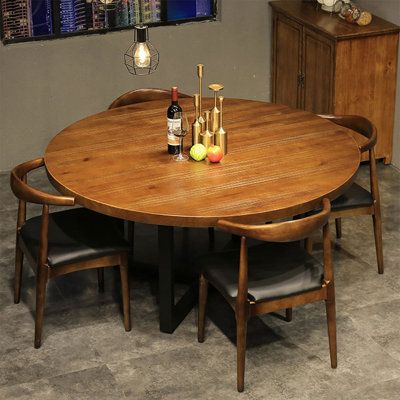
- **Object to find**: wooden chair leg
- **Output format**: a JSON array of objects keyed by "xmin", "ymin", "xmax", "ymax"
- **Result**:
[
  {"xmin": 14, "ymin": 243, "xmax": 24, "ymax": 304},
  {"xmin": 305, "ymin": 237, "xmax": 313, "ymax": 254},
  {"xmin": 325, "ymin": 284, "xmax": 337, "ymax": 369},
  {"xmin": 97, "ymin": 268, "xmax": 105, "ymax": 293},
  {"xmin": 285, "ymin": 308, "xmax": 292, "ymax": 322},
  {"xmin": 119, "ymin": 254, "xmax": 131, "ymax": 332},
  {"xmin": 372, "ymin": 213, "xmax": 384, "ymax": 274},
  {"xmin": 34, "ymin": 269, "xmax": 48, "ymax": 349},
  {"xmin": 335, "ymin": 218, "xmax": 342, "ymax": 239},
  {"xmin": 198, "ymin": 274, "xmax": 208, "ymax": 343},
  {"xmin": 236, "ymin": 312, "xmax": 248, "ymax": 392}
]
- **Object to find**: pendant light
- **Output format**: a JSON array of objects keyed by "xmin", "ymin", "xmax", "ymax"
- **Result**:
[{"xmin": 124, "ymin": 25, "xmax": 159, "ymax": 75}]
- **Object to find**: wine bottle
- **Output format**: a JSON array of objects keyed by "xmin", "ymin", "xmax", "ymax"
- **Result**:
[{"xmin": 167, "ymin": 87, "xmax": 182, "ymax": 154}]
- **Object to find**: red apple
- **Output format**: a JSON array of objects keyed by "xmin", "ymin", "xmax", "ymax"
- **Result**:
[{"xmin": 207, "ymin": 145, "xmax": 223, "ymax": 163}]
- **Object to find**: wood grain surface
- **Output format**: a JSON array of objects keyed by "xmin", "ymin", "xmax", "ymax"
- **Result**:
[
  {"xmin": 45, "ymin": 98, "xmax": 360, "ymax": 227},
  {"xmin": 334, "ymin": 33, "xmax": 399, "ymax": 163}
]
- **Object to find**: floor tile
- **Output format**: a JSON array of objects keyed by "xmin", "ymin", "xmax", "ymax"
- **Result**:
[{"xmin": 0, "ymin": 365, "xmax": 124, "ymax": 400}]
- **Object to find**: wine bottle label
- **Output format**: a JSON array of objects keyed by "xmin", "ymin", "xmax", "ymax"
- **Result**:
[
  {"xmin": 167, "ymin": 118, "xmax": 181, "ymax": 131},
  {"xmin": 167, "ymin": 133, "xmax": 179, "ymax": 146},
  {"xmin": 167, "ymin": 118, "xmax": 181, "ymax": 146}
]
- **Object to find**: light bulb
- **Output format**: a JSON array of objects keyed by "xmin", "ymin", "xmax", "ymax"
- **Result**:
[
  {"xmin": 124, "ymin": 25, "xmax": 159, "ymax": 75},
  {"xmin": 134, "ymin": 43, "xmax": 151, "ymax": 68}
]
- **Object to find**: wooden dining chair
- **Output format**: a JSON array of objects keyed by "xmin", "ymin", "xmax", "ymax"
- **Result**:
[
  {"xmin": 108, "ymin": 88, "xmax": 190, "ymax": 110},
  {"xmin": 197, "ymin": 199, "xmax": 336, "ymax": 392},
  {"xmin": 306, "ymin": 115, "xmax": 383, "ymax": 274},
  {"xmin": 10, "ymin": 158, "xmax": 132, "ymax": 348}
]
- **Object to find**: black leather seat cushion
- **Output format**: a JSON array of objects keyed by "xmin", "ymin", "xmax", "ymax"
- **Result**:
[
  {"xmin": 331, "ymin": 183, "xmax": 373, "ymax": 210},
  {"xmin": 20, "ymin": 208, "xmax": 130, "ymax": 268},
  {"xmin": 199, "ymin": 243, "xmax": 323, "ymax": 303}
]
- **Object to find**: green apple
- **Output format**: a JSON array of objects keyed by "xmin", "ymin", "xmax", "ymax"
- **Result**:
[{"xmin": 190, "ymin": 144, "xmax": 207, "ymax": 161}]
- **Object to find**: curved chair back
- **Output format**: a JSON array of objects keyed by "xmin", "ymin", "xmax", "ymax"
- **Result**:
[
  {"xmin": 10, "ymin": 158, "xmax": 75, "ymax": 206},
  {"xmin": 217, "ymin": 198, "xmax": 331, "ymax": 243},
  {"xmin": 318, "ymin": 114, "xmax": 380, "ymax": 212},
  {"xmin": 10, "ymin": 158, "xmax": 75, "ymax": 266},
  {"xmin": 108, "ymin": 88, "xmax": 191, "ymax": 109},
  {"xmin": 317, "ymin": 114, "xmax": 377, "ymax": 153}
]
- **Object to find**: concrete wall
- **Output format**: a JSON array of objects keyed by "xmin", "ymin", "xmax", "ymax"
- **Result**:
[
  {"xmin": 357, "ymin": 0, "xmax": 400, "ymax": 167},
  {"xmin": 0, "ymin": 0, "xmax": 399, "ymax": 171},
  {"xmin": 0, "ymin": 0, "xmax": 271, "ymax": 171}
]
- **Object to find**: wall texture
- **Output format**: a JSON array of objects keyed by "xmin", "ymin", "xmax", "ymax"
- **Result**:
[
  {"xmin": 0, "ymin": 0, "xmax": 270, "ymax": 171},
  {"xmin": 357, "ymin": 0, "xmax": 400, "ymax": 168},
  {"xmin": 0, "ymin": 0, "xmax": 399, "ymax": 171}
]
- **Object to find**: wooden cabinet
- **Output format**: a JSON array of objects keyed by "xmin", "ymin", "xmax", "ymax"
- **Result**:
[
  {"xmin": 273, "ymin": 14, "xmax": 303, "ymax": 109},
  {"xmin": 270, "ymin": 0, "xmax": 400, "ymax": 163}
]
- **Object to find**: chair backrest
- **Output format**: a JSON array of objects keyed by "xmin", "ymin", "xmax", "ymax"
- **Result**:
[
  {"xmin": 108, "ymin": 88, "xmax": 191, "ymax": 109},
  {"xmin": 317, "ymin": 114, "xmax": 377, "ymax": 153},
  {"xmin": 10, "ymin": 158, "xmax": 75, "ymax": 207},
  {"xmin": 318, "ymin": 114, "xmax": 380, "ymax": 204},
  {"xmin": 216, "ymin": 198, "xmax": 331, "ymax": 243},
  {"xmin": 10, "ymin": 158, "xmax": 76, "ymax": 268}
]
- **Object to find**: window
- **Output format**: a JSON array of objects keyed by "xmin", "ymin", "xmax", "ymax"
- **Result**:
[{"xmin": 0, "ymin": 0, "xmax": 217, "ymax": 44}]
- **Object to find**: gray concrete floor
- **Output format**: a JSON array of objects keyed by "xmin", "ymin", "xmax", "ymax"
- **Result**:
[{"xmin": 0, "ymin": 164, "xmax": 399, "ymax": 400}]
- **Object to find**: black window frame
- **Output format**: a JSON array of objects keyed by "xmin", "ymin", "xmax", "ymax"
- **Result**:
[{"xmin": 0, "ymin": 0, "xmax": 218, "ymax": 45}]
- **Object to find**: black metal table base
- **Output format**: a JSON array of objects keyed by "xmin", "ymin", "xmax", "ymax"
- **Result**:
[{"xmin": 158, "ymin": 225, "xmax": 198, "ymax": 333}]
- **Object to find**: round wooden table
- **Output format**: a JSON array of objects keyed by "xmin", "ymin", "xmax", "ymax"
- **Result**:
[
  {"xmin": 45, "ymin": 98, "xmax": 360, "ymax": 227},
  {"xmin": 45, "ymin": 98, "xmax": 361, "ymax": 333}
]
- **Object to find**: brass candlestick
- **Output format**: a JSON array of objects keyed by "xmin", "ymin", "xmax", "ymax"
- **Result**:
[
  {"xmin": 208, "ymin": 83, "xmax": 224, "ymax": 133},
  {"xmin": 197, "ymin": 64, "xmax": 205, "ymax": 131},
  {"xmin": 201, "ymin": 110, "xmax": 213, "ymax": 149},
  {"xmin": 192, "ymin": 94, "xmax": 201, "ymax": 145},
  {"xmin": 215, "ymin": 96, "xmax": 227, "ymax": 154}
]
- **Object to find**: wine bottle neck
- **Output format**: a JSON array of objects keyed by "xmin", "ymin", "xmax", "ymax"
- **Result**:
[{"xmin": 171, "ymin": 86, "xmax": 178, "ymax": 102}]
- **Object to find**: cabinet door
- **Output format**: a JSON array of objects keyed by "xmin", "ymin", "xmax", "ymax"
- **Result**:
[
  {"xmin": 272, "ymin": 13, "xmax": 302, "ymax": 108},
  {"xmin": 302, "ymin": 28, "xmax": 334, "ymax": 114}
]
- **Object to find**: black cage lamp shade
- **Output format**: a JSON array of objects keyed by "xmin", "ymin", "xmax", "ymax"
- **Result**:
[{"xmin": 124, "ymin": 26, "xmax": 159, "ymax": 76}]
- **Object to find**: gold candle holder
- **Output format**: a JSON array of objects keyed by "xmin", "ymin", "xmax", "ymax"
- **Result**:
[
  {"xmin": 192, "ymin": 94, "xmax": 201, "ymax": 145},
  {"xmin": 215, "ymin": 96, "xmax": 227, "ymax": 154},
  {"xmin": 208, "ymin": 83, "xmax": 224, "ymax": 133},
  {"xmin": 197, "ymin": 64, "xmax": 205, "ymax": 131},
  {"xmin": 201, "ymin": 110, "xmax": 213, "ymax": 149}
]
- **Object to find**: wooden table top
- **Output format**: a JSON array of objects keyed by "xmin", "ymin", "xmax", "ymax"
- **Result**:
[{"xmin": 45, "ymin": 98, "xmax": 360, "ymax": 227}]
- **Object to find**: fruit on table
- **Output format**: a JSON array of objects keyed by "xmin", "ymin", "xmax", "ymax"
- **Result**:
[
  {"xmin": 357, "ymin": 11, "xmax": 372, "ymax": 26},
  {"xmin": 190, "ymin": 143, "xmax": 207, "ymax": 161},
  {"xmin": 207, "ymin": 145, "xmax": 223, "ymax": 163}
]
